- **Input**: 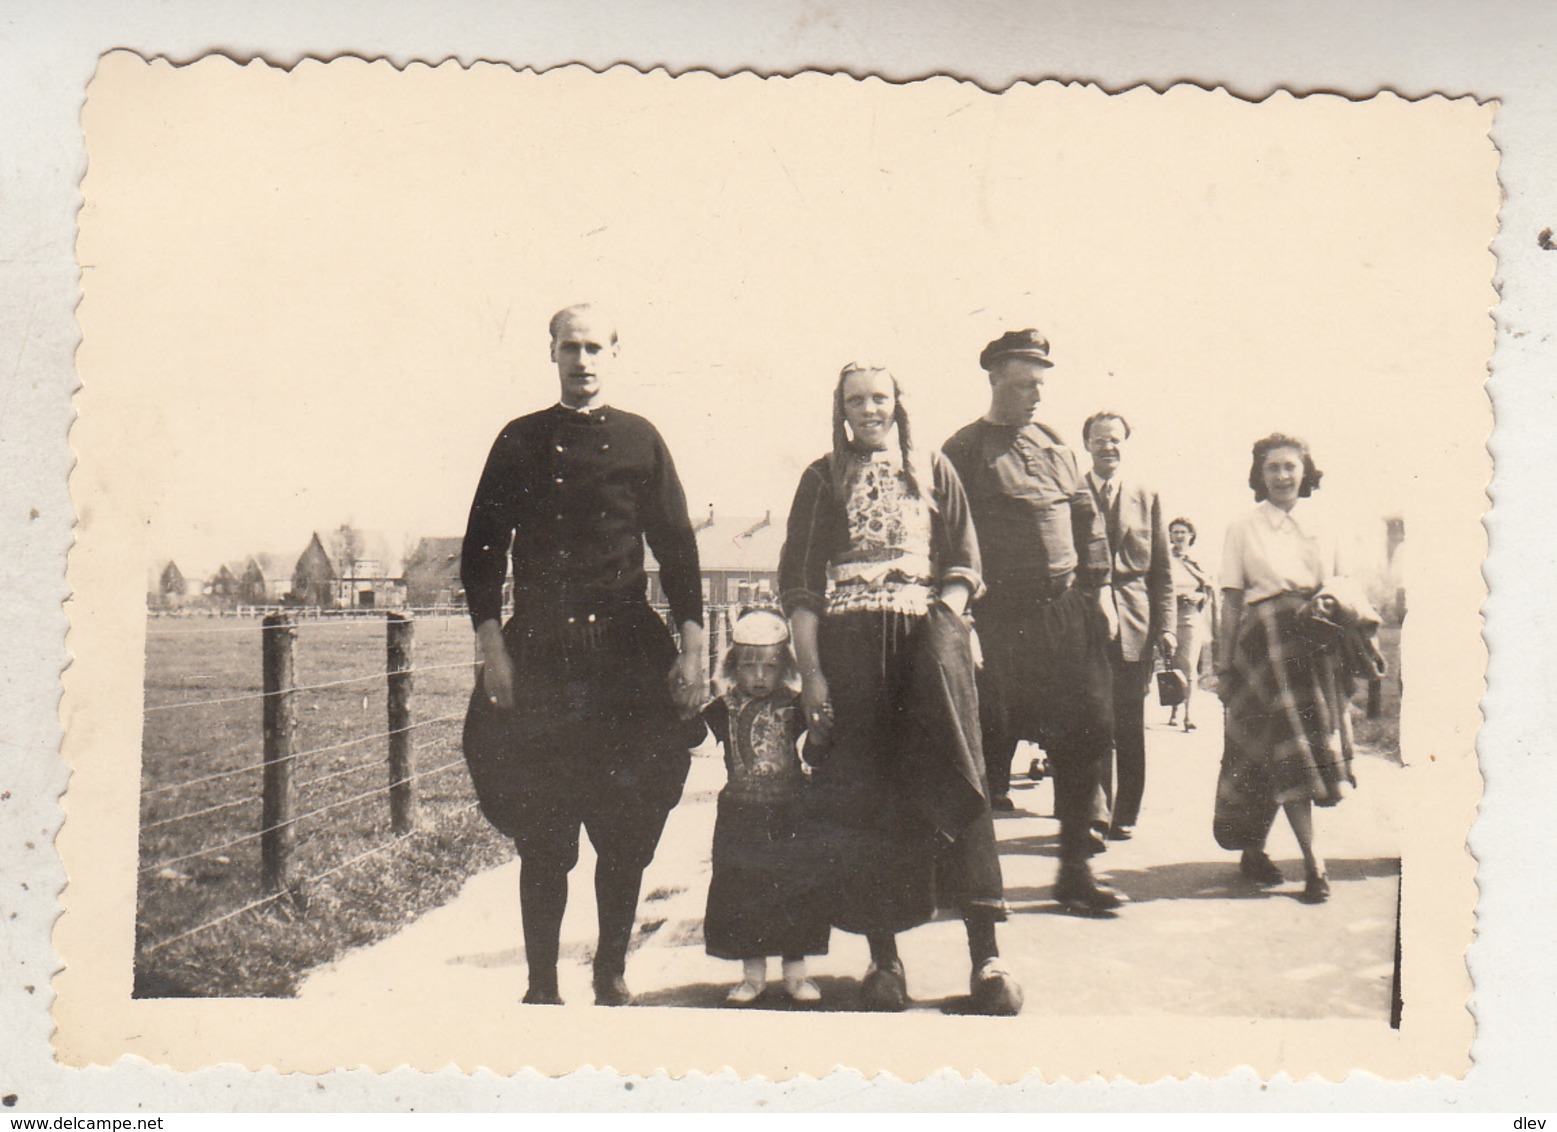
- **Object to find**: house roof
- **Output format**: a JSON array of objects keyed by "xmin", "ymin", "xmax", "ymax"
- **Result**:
[
  {"xmin": 650, "ymin": 511, "xmax": 785, "ymax": 573},
  {"xmin": 404, "ymin": 537, "xmax": 463, "ymax": 581},
  {"xmin": 245, "ymin": 552, "xmax": 291, "ymax": 579}
]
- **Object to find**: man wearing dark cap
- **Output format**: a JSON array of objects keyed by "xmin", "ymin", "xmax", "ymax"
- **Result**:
[
  {"xmin": 461, "ymin": 303, "xmax": 707, "ymax": 1006},
  {"xmin": 942, "ymin": 329, "xmax": 1125, "ymax": 913}
]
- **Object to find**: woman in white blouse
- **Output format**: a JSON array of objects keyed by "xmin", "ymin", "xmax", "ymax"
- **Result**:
[{"xmin": 1213, "ymin": 433, "xmax": 1352, "ymax": 904}]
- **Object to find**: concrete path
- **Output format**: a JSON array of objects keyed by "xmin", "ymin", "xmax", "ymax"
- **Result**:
[{"xmin": 299, "ymin": 705, "xmax": 1404, "ymax": 1020}]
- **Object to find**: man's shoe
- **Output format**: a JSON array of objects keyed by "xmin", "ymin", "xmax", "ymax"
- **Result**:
[
  {"xmin": 1107, "ymin": 823, "xmax": 1134, "ymax": 842},
  {"xmin": 1240, "ymin": 848, "xmax": 1285, "ymax": 887},
  {"xmin": 1054, "ymin": 862, "xmax": 1127, "ymax": 913},
  {"xmin": 522, "ymin": 986, "xmax": 563, "ymax": 1006},
  {"xmin": 593, "ymin": 973, "xmax": 634, "ymax": 1007},
  {"xmin": 859, "ymin": 959, "xmax": 909, "ymax": 1012},
  {"xmin": 1087, "ymin": 823, "xmax": 1110, "ymax": 856},
  {"xmin": 991, "ymin": 793, "xmax": 1016, "ymax": 812},
  {"xmin": 969, "ymin": 958, "xmax": 1024, "ymax": 1016}
]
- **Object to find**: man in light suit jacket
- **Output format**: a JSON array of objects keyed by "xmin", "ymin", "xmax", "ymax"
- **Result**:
[{"xmin": 1083, "ymin": 411, "xmax": 1175, "ymax": 840}]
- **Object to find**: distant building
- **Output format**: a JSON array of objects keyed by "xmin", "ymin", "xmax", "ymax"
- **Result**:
[
  {"xmin": 239, "ymin": 553, "xmax": 292, "ymax": 604},
  {"xmin": 334, "ymin": 558, "xmax": 407, "ymax": 610},
  {"xmin": 206, "ymin": 563, "xmax": 241, "ymax": 603},
  {"xmin": 149, "ymin": 560, "xmax": 192, "ymax": 609},
  {"xmin": 648, "ymin": 508, "xmax": 784, "ymax": 609},
  {"xmin": 291, "ymin": 533, "xmax": 338, "ymax": 608},
  {"xmin": 403, "ymin": 537, "xmax": 466, "ymax": 608}
]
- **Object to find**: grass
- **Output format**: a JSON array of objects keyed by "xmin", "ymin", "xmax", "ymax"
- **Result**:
[{"xmin": 136, "ymin": 613, "xmax": 511, "ymax": 998}]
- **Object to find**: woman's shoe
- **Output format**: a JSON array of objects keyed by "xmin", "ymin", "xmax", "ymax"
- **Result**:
[
  {"xmin": 1301, "ymin": 871, "xmax": 1331, "ymax": 904},
  {"xmin": 1239, "ymin": 848, "xmax": 1285, "ymax": 886},
  {"xmin": 859, "ymin": 959, "xmax": 909, "ymax": 1012},
  {"xmin": 970, "ymin": 958, "xmax": 1024, "ymax": 1016},
  {"xmin": 1183, "ymin": 720, "xmax": 1197, "ymax": 732}
]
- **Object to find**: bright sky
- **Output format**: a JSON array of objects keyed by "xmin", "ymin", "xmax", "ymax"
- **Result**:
[{"xmin": 80, "ymin": 64, "xmax": 1495, "ymax": 586}]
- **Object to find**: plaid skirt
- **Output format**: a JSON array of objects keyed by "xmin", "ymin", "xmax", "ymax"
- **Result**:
[{"xmin": 1213, "ymin": 592, "xmax": 1356, "ymax": 850}]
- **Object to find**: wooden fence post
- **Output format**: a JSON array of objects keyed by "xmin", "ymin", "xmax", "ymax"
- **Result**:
[
  {"xmin": 708, "ymin": 605, "xmax": 731, "ymax": 675},
  {"xmin": 260, "ymin": 613, "xmax": 296, "ymax": 894},
  {"xmin": 386, "ymin": 612, "xmax": 417, "ymax": 835}
]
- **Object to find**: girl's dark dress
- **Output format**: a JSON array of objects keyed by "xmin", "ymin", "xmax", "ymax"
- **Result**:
[{"xmin": 702, "ymin": 691, "xmax": 830, "ymax": 961}]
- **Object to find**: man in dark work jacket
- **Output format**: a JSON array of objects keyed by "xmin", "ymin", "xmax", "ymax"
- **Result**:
[
  {"xmin": 460, "ymin": 303, "xmax": 706, "ymax": 1006},
  {"xmin": 942, "ymin": 329, "xmax": 1126, "ymax": 914}
]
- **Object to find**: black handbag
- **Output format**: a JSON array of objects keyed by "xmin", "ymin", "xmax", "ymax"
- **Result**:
[
  {"xmin": 1155, "ymin": 668, "xmax": 1187, "ymax": 707},
  {"xmin": 1154, "ymin": 639, "xmax": 1186, "ymax": 706}
]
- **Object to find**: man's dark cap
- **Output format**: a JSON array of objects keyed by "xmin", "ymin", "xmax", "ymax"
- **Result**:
[{"xmin": 979, "ymin": 328, "xmax": 1054, "ymax": 371}]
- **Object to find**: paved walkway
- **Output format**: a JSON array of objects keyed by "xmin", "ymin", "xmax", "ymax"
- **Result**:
[{"xmin": 299, "ymin": 706, "xmax": 1403, "ymax": 1019}]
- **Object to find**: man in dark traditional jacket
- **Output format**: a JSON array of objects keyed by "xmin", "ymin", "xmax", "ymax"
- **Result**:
[
  {"xmin": 460, "ymin": 304, "xmax": 706, "ymax": 1006},
  {"xmin": 942, "ymin": 329, "xmax": 1126, "ymax": 914}
]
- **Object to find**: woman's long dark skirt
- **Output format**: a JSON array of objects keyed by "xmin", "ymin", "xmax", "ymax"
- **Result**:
[{"xmin": 809, "ymin": 609, "xmax": 1005, "ymax": 936}]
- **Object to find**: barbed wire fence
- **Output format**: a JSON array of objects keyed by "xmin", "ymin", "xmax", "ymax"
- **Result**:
[
  {"xmin": 136, "ymin": 611, "xmax": 486, "ymax": 958},
  {"xmin": 136, "ymin": 603, "xmax": 741, "ymax": 965}
]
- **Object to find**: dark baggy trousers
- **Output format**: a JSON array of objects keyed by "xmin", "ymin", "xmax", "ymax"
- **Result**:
[{"xmin": 975, "ymin": 583, "xmax": 1114, "ymax": 860}]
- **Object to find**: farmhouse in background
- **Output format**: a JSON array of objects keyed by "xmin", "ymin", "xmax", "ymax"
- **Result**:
[
  {"xmin": 291, "ymin": 533, "xmax": 338, "ymax": 608},
  {"xmin": 321, "ymin": 527, "xmax": 407, "ymax": 610},
  {"xmin": 403, "ymin": 536, "xmax": 467, "ymax": 608},
  {"xmin": 206, "ymin": 563, "xmax": 241, "ymax": 603},
  {"xmin": 146, "ymin": 560, "xmax": 195, "ymax": 609},
  {"xmin": 238, "ymin": 553, "xmax": 292, "ymax": 604},
  {"xmin": 648, "ymin": 508, "xmax": 784, "ymax": 609},
  {"xmin": 334, "ymin": 555, "xmax": 407, "ymax": 610}
]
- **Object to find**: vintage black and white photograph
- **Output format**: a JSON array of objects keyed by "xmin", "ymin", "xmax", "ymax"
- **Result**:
[{"xmin": 60, "ymin": 56, "xmax": 1493, "ymax": 1080}]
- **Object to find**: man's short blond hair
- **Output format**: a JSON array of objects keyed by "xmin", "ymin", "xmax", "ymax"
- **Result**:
[{"xmin": 548, "ymin": 303, "xmax": 618, "ymax": 347}]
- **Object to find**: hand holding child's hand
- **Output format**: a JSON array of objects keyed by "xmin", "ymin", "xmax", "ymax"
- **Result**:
[
  {"xmin": 801, "ymin": 670, "xmax": 833, "ymax": 747},
  {"xmin": 668, "ymin": 647, "xmax": 707, "ymax": 719}
]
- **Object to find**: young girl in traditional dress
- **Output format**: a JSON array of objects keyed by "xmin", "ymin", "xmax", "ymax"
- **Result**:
[{"xmin": 702, "ymin": 609, "xmax": 829, "ymax": 1005}]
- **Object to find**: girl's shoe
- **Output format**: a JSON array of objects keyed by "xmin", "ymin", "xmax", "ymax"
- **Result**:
[
  {"xmin": 781, "ymin": 960, "xmax": 821, "ymax": 1003},
  {"xmin": 783, "ymin": 976, "xmax": 822, "ymax": 1003},
  {"xmin": 726, "ymin": 978, "xmax": 766, "ymax": 1005}
]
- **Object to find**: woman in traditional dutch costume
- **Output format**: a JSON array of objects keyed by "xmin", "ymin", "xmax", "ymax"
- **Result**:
[{"xmin": 777, "ymin": 363, "xmax": 1022, "ymax": 1015}]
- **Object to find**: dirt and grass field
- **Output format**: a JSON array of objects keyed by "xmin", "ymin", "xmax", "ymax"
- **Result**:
[{"xmin": 137, "ymin": 613, "xmax": 511, "ymax": 997}]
